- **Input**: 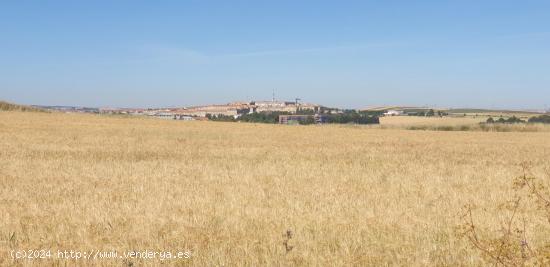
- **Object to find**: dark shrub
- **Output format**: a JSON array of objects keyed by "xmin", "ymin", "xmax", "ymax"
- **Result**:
[{"xmin": 528, "ymin": 115, "xmax": 550, "ymax": 124}]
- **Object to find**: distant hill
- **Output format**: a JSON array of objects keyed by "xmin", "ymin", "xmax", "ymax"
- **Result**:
[
  {"xmin": 448, "ymin": 108, "xmax": 543, "ymax": 115},
  {"xmin": 0, "ymin": 101, "xmax": 46, "ymax": 112},
  {"xmin": 362, "ymin": 106, "xmax": 544, "ymax": 115},
  {"xmin": 361, "ymin": 106, "xmax": 448, "ymax": 112}
]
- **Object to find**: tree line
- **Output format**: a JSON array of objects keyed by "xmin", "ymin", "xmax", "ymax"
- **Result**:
[
  {"xmin": 206, "ymin": 110, "xmax": 380, "ymax": 125},
  {"xmin": 485, "ymin": 114, "xmax": 550, "ymax": 124}
]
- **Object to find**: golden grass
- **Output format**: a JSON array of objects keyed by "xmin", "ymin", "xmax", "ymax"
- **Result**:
[
  {"xmin": 380, "ymin": 116, "xmax": 550, "ymax": 132},
  {"xmin": 2, "ymin": 111, "xmax": 550, "ymax": 266},
  {"xmin": 0, "ymin": 101, "xmax": 45, "ymax": 113},
  {"xmin": 380, "ymin": 116, "xmax": 486, "ymax": 126}
]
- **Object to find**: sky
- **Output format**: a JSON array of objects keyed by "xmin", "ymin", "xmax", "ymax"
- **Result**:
[{"xmin": 1, "ymin": 1, "xmax": 549, "ymax": 109}]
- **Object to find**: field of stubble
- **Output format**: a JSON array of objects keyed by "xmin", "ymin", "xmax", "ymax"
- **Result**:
[{"xmin": 1, "ymin": 111, "xmax": 550, "ymax": 266}]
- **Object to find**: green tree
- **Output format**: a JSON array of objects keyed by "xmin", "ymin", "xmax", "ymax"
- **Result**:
[
  {"xmin": 299, "ymin": 116, "xmax": 315, "ymax": 125},
  {"xmin": 528, "ymin": 115, "xmax": 550, "ymax": 124}
]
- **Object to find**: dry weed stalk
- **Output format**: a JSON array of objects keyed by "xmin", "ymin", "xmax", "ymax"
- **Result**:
[
  {"xmin": 282, "ymin": 230, "xmax": 294, "ymax": 253},
  {"xmin": 459, "ymin": 163, "xmax": 550, "ymax": 266}
]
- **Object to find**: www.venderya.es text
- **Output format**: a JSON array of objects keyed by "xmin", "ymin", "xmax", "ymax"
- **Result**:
[{"xmin": 10, "ymin": 249, "xmax": 192, "ymax": 261}]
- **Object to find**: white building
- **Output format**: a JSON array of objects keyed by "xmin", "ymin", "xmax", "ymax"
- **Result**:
[{"xmin": 384, "ymin": 110, "xmax": 404, "ymax": 116}]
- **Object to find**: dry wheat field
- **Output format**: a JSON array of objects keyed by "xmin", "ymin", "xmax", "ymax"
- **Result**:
[
  {"xmin": 379, "ymin": 116, "xmax": 486, "ymax": 127},
  {"xmin": 1, "ymin": 111, "xmax": 550, "ymax": 266}
]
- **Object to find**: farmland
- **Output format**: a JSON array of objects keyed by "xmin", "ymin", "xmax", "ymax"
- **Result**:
[{"xmin": 1, "ymin": 111, "xmax": 550, "ymax": 266}]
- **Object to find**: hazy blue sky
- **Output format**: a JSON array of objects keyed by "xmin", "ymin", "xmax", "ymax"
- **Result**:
[{"xmin": 1, "ymin": 1, "xmax": 549, "ymax": 109}]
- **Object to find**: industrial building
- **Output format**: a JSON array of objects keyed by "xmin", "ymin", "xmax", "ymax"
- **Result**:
[{"xmin": 279, "ymin": 114, "xmax": 328, "ymax": 124}]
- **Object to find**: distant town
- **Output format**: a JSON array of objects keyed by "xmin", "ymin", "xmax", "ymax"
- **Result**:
[
  {"xmin": 33, "ymin": 98, "xmax": 550, "ymax": 125},
  {"xmin": 34, "ymin": 98, "xmax": 374, "ymax": 125}
]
